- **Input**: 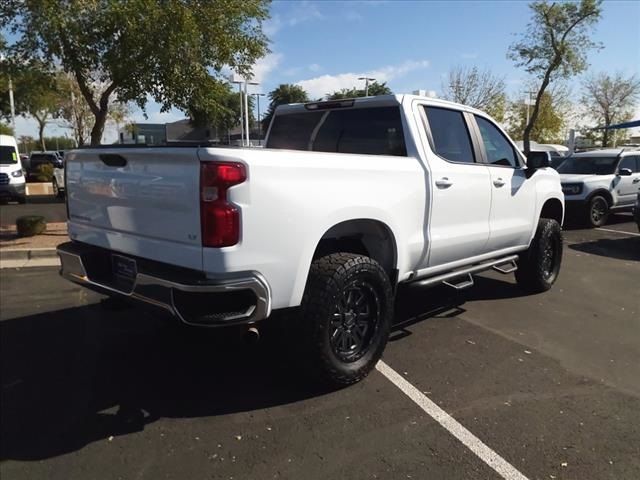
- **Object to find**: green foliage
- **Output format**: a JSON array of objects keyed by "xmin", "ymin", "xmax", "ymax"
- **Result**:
[
  {"xmin": 189, "ymin": 81, "xmax": 255, "ymax": 133},
  {"xmin": 16, "ymin": 215, "xmax": 46, "ymax": 237},
  {"xmin": 262, "ymin": 84, "xmax": 310, "ymax": 131},
  {"xmin": 441, "ymin": 66, "xmax": 507, "ymax": 122},
  {"xmin": 34, "ymin": 163, "xmax": 54, "ymax": 182},
  {"xmin": 327, "ymin": 81, "xmax": 392, "ymax": 100},
  {"xmin": 507, "ymin": 91, "xmax": 565, "ymax": 143},
  {"xmin": 2, "ymin": 0, "xmax": 270, "ymax": 145},
  {"xmin": 508, "ymin": 0, "xmax": 602, "ymax": 151},
  {"xmin": 581, "ymin": 72, "xmax": 640, "ymax": 147},
  {"xmin": 0, "ymin": 122, "xmax": 14, "ymax": 136}
]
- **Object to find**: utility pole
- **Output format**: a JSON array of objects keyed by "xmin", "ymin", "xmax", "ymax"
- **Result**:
[{"xmin": 358, "ymin": 76, "xmax": 376, "ymax": 97}]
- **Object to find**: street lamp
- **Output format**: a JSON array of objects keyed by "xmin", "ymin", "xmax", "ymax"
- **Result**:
[
  {"xmin": 252, "ymin": 93, "xmax": 266, "ymax": 138},
  {"xmin": 358, "ymin": 76, "xmax": 376, "ymax": 97}
]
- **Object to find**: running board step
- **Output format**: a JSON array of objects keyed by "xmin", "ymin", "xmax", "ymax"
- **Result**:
[
  {"xmin": 442, "ymin": 273, "xmax": 474, "ymax": 290},
  {"xmin": 492, "ymin": 259, "xmax": 518, "ymax": 274},
  {"xmin": 412, "ymin": 254, "xmax": 520, "ymax": 289}
]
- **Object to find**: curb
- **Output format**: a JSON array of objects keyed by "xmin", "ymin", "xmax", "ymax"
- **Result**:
[{"xmin": 0, "ymin": 248, "xmax": 58, "ymax": 261}]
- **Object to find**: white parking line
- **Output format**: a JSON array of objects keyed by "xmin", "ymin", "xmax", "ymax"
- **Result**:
[
  {"xmin": 376, "ymin": 360, "xmax": 529, "ymax": 480},
  {"xmin": 595, "ymin": 227, "xmax": 640, "ymax": 237}
]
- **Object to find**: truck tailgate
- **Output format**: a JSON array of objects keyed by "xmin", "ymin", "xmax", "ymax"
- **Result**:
[{"xmin": 66, "ymin": 148, "xmax": 203, "ymax": 270}]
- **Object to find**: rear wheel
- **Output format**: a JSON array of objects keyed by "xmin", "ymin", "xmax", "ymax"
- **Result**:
[
  {"xmin": 586, "ymin": 195, "xmax": 609, "ymax": 227},
  {"xmin": 298, "ymin": 253, "xmax": 393, "ymax": 386},
  {"xmin": 515, "ymin": 218, "xmax": 563, "ymax": 293}
]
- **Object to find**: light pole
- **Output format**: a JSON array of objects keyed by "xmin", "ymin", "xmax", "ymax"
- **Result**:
[
  {"xmin": 244, "ymin": 81, "xmax": 259, "ymax": 146},
  {"xmin": 231, "ymin": 79, "xmax": 244, "ymax": 145},
  {"xmin": 358, "ymin": 76, "xmax": 376, "ymax": 97},
  {"xmin": 0, "ymin": 54, "xmax": 17, "ymax": 134},
  {"xmin": 525, "ymin": 90, "xmax": 535, "ymax": 126},
  {"xmin": 252, "ymin": 93, "xmax": 265, "ymax": 138}
]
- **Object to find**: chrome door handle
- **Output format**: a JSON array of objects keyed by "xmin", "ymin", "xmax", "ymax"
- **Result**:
[
  {"xmin": 493, "ymin": 178, "xmax": 505, "ymax": 187},
  {"xmin": 435, "ymin": 177, "xmax": 453, "ymax": 188},
  {"xmin": 632, "ymin": 178, "xmax": 640, "ymax": 184}
]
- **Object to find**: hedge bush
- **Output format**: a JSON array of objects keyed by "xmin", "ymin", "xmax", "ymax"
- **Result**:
[
  {"xmin": 34, "ymin": 163, "xmax": 54, "ymax": 182},
  {"xmin": 16, "ymin": 215, "xmax": 47, "ymax": 237}
]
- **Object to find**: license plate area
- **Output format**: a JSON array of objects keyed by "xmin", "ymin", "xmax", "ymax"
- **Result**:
[{"xmin": 111, "ymin": 254, "xmax": 137, "ymax": 291}]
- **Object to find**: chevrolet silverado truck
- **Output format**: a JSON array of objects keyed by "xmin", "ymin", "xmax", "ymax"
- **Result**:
[{"xmin": 57, "ymin": 94, "xmax": 564, "ymax": 385}]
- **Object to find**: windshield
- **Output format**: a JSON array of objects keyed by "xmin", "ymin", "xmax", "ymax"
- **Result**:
[
  {"xmin": 0, "ymin": 145, "xmax": 19, "ymax": 165},
  {"xmin": 557, "ymin": 156, "xmax": 618, "ymax": 175}
]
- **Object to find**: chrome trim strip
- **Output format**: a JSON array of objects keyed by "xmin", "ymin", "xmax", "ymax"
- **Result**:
[{"xmin": 57, "ymin": 246, "xmax": 271, "ymax": 327}]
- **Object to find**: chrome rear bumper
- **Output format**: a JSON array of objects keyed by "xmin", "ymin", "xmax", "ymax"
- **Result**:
[{"xmin": 57, "ymin": 242, "xmax": 271, "ymax": 327}]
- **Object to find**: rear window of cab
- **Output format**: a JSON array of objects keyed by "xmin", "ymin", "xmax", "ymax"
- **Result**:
[{"xmin": 267, "ymin": 106, "xmax": 407, "ymax": 156}]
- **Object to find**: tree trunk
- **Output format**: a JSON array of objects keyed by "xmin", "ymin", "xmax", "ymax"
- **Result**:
[
  {"xmin": 38, "ymin": 121, "xmax": 46, "ymax": 151},
  {"xmin": 602, "ymin": 114, "xmax": 611, "ymax": 147},
  {"xmin": 90, "ymin": 109, "xmax": 108, "ymax": 146}
]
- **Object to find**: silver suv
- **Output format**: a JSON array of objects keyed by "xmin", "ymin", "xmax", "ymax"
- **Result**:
[{"xmin": 558, "ymin": 148, "xmax": 640, "ymax": 227}]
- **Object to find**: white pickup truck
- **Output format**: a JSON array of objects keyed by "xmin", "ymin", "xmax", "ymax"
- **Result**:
[{"xmin": 58, "ymin": 94, "xmax": 564, "ymax": 385}]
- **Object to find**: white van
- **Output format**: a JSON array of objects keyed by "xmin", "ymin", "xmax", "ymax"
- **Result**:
[{"xmin": 0, "ymin": 134, "xmax": 26, "ymax": 203}]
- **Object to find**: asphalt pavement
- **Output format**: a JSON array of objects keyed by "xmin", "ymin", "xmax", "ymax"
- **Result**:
[
  {"xmin": 0, "ymin": 197, "xmax": 67, "ymax": 225},
  {"xmin": 1, "ymin": 218, "xmax": 638, "ymax": 480}
]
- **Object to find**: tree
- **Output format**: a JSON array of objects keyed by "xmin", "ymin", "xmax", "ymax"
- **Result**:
[
  {"xmin": 189, "ymin": 83, "xmax": 255, "ymax": 138},
  {"xmin": 581, "ymin": 72, "xmax": 640, "ymax": 147},
  {"xmin": 0, "ymin": 122, "xmax": 14, "ymax": 135},
  {"xmin": 507, "ymin": 91, "xmax": 566, "ymax": 143},
  {"xmin": 441, "ymin": 66, "xmax": 507, "ymax": 121},
  {"xmin": 262, "ymin": 84, "xmax": 309, "ymax": 131},
  {"xmin": 327, "ymin": 81, "xmax": 392, "ymax": 100},
  {"xmin": 2, "ymin": 0, "xmax": 269, "ymax": 145},
  {"xmin": 508, "ymin": 0, "xmax": 602, "ymax": 153}
]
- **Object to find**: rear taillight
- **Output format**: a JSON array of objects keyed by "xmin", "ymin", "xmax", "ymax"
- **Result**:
[{"xmin": 200, "ymin": 162, "xmax": 246, "ymax": 247}]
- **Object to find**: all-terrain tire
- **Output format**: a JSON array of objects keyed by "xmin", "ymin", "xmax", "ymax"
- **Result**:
[
  {"xmin": 298, "ymin": 253, "xmax": 393, "ymax": 386},
  {"xmin": 515, "ymin": 218, "xmax": 563, "ymax": 293}
]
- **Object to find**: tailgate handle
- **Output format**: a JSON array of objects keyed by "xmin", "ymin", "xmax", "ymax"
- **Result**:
[{"xmin": 99, "ymin": 154, "xmax": 127, "ymax": 167}]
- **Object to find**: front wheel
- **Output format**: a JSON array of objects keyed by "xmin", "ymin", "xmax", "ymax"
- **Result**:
[
  {"xmin": 515, "ymin": 218, "xmax": 563, "ymax": 293},
  {"xmin": 298, "ymin": 253, "xmax": 393, "ymax": 386},
  {"xmin": 586, "ymin": 195, "xmax": 609, "ymax": 227}
]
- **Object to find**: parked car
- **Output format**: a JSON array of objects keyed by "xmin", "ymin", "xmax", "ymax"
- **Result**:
[
  {"xmin": 558, "ymin": 148, "xmax": 640, "ymax": 227},
  {"xmin": 0, "ymin": 134, "xmax": 26, "ymax": 203},
  {"xmin": 52, "ymin": 156, "xmax": 65, "ymax": 198},
  {"xmin": 57, "ymin": 94, "xmax": 564, "ymax": 386},
  {"xmin": 28, "ymin": 150, "xmax": 64, "ymax": 178},
  {"xmin": 634, "ymin": 193, "xmax": 640, "ymax": 232}
]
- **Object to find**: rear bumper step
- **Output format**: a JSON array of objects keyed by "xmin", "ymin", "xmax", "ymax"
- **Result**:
[{"xmin": 57, "ymin": 242, "xmax": 271, "ymax": 327}]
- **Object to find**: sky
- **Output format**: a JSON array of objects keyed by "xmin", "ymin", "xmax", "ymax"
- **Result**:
[{"xmin": 11, "ymin": 0, "xmax": 640, "ymax": 143}]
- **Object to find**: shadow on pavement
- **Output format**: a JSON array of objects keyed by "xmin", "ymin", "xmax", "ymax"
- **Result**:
[
  {"xmin": 562, "ymin": 212, "xmax": 633, "ymax": 231},
  {"xmin": 1, "ymin": 274, "xmax": 535, "ymax": 462},
  {"xmin": 568, "ymin": 236, "xmax": 640, "ymax": 261},
  {"xmin": 0, "ymin": 304, "xmax": 331, "ymax": 461}
]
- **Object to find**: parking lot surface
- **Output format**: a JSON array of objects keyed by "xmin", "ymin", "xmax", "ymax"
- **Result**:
[{"xmin": 1, "ymin": 216, "xmax": 638, "ymax": 480}]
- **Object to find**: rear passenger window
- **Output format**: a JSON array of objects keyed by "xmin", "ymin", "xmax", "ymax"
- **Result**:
[
  {"xmin": 266, "ymin": 112, "xmax": 324, "ymax": 150},
  {"xmin": 424, "ymin": 107, "xmax": 475, "ymax": 163},
  {"xmin": 266, "ymin": 107, "xmax": 407, "ymax": 156},
  {"xmin": 475, "ymin": 116, "xmax": 519, "ymax": 168},
  {"xmin": 313, "ymin": 107, "xmax": 407, "ymax": 156}
]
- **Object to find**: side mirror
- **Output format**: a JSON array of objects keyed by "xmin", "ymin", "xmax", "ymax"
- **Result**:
[
  {"xmin": 526, "ymin": 151, "xmax": 551, "ymax": 170},
  {"xmin": 618, "ymin": 168, "xmax": 632, "ymax": 176}
]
